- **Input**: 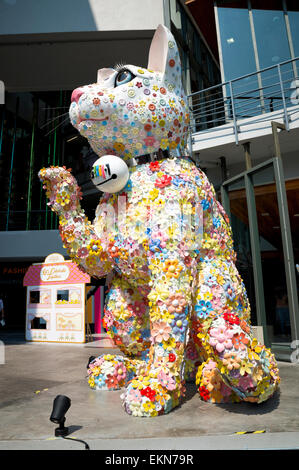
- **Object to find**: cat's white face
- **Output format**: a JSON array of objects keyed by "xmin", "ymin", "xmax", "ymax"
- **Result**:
[{"xmin": 69, "ymin": 25, "xmax": 190, "ymax": 162}]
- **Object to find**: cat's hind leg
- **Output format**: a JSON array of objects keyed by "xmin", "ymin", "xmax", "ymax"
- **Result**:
[{"xmin": 87, "ymin": 274, "xmax": 151, "ymax": 391}]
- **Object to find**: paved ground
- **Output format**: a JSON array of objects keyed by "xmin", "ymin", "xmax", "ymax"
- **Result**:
[{"xmin": 0, "ymin": 332, "xmax": 299, "ymax": 450}]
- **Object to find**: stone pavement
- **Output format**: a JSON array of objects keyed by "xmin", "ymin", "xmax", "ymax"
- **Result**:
[{"xmin": 0, "ymin": 332, "xmax": 299, "ymax": 450}]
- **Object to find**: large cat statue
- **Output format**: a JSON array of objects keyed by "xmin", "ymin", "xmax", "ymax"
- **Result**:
[{"xmin": 39, "ymin": 25, "xmax": 280, "ymax": 417}]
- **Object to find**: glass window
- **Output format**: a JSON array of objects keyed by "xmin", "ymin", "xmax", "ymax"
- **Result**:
[
  {"xmin": 217, "ymin": 7, "xmax": 257, "ymax": 81},
  {"xmin": 287, "ymin": 3, "xmax": 299, "ymax": 58},
  {"xmin": 30, "ymin": 291, "xmax": 40, "ymax": 304},
  {"xmin": 31, "ymin": 316, "xmax": 47, "ymax": 329},
  {"xmin": 57, "ymin": 290, "xmax": 69, "ymax": 302},
  {"xmin": 252, "ymin": 166, "xmax": 292, "ymax": 343},
  {"xmin": 226, "ymin": 178, "xmax": 257, "ymax": 326},
  {"xmin": 252, "ymin": 8, "xmax": 293, "ymax": 105},
  {"xmin": 252, "ymin": 8, "xmax": 291, "ymax": 69}
]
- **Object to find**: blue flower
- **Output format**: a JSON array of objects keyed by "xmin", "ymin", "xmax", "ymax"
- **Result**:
[
  {"xmin": 194, "ymin": 300, "xmax": 213, "ymax": 319},
  {"xmin": 172, "ymin": 314, "xmax": 188, "ymax": 335},
  {"xmin": 172, "ymin": 176, "xmax": 183, "ymax": 187},
  {"xmin": 205, "ymin": 274, "xmax": 217, "ymax": 287},
  {"xmin": 223, "ymin": 282, "xmax": 236, "ymax": 301},
  {"xmin": 213, "ymin": 217, "xmax": 221, "ymax": 228},
  {"xmin": 95, "ymin": 374, "xmax": 106, "ymax": 388},
  {"xmin": 201, "ymin": 199, "xmax": 210, "ymax": 211},
  {"xmin": 259, "ymin": 350, "xmax": 270, "ymax": 374},
  {"xmin": 149, "ymin": 238, "xmax": 162, "ymax": 252},
  {"xmin": 123, "ymin": 179, "xmax": 132, "ymax": 192},
  {"xmin": 195, "ymin": 175, "xmax": 202, "ymax": 187}
]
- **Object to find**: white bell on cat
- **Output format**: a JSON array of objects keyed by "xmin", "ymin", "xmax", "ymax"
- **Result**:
[{"xmin": 91, "ymin": 155, "xmax": 129, "ymax": 193}]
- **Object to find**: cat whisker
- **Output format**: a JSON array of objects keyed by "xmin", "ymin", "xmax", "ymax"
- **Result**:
[
  {"xmin": 40, "ymin": 112, "xmax": 70, "ymax": 129},
  {"xmin": 42, "ymin": 106, "xmax": 69, "ymax": 110},
  {"xmin": 44, "ymin": 116, "xmax": 70, "ymax": 136}
]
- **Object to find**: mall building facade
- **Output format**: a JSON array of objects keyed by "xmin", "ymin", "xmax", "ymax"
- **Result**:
[
  {"xmin": 188, "ymin": 0, "xmax": 299, "ymax": 359},
  {"xmin": 0, "ymin": 0, "xmax": 298, "ymax": 359}
]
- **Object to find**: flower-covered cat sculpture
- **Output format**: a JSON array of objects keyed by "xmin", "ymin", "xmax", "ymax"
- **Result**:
[{"xmin": 39, "ymin": 25, "xmax": 280, "ymax": 417}]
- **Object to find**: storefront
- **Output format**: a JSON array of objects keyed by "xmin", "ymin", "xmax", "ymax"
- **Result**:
[{"xmin": 0, "ymin": 261, "xmax": 31, "ymax": 329}]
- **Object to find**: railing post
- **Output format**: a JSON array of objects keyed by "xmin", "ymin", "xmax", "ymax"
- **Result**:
[
  {"xmin": 277, "ymin": 63, "xmax": 290, "ymax": 131},
  {"xmin": 229, "ymin": 81, "xmax": 239, "ymax": 145}
]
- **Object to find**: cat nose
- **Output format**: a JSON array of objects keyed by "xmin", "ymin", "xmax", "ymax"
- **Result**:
[{"xmin": 71, "ymin": 88, "xmax": 84, "ymax": 103}]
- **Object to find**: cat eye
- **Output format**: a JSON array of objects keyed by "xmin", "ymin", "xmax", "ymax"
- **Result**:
[{"xmin": 115, "ymin": 69, "xmax": 135, "ymax": 87}]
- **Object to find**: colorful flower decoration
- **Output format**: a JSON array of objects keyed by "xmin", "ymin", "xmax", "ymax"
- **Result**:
[{"xmin": 39, "ymin": 25, "xmax": 280, "ymax": 417}]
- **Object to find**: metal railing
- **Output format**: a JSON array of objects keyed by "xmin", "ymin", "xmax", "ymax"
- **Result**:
[{"xmin": 188, "ymin": 57, "xmax": 299, "ymax": 145}]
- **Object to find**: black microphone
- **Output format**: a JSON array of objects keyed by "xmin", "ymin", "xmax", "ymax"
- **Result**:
[{"xmin": 96, "ymin": 174, "xmax": 117, "ymax": 186}]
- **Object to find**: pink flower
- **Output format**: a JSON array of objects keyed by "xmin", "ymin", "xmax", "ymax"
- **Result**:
[
  {"xmin": 78, "ymin": 247, "xmax": 89, "ymax": 258},
  {"xmin": 144, "ymin": 136, "xmax": 156, "ymax": 147},
  {"xmin": 211, "ymin": 296, "xmax": 222, "ymax": 310},
  {"xmin": 158, "ymin": 371, "xmax": 176, "ymax": 391},
  {"xmin": 113, "ymin": 362, "xmax": 127, "ymax": 381},
  {"xmin": 204, "ymin": 360, "xmax": 217, "ymax": 370},
  {"xmin": 209, "ymin": 326, "xmax": 234, "ymax": 353},
  {"xmin": 151, "ymin": 231, "xmax": 168, "ymax": 248},
  {"xmin": 133, "ymin": 301, "xmax": 147, "ymax": 317},
  {"xmin": 165, "ymin": 293, "xmax": 187, "ymax": 314},
  {"xmin": 127, "ymin": 388, "xmax": 142, "ymax": 403},
  {"xmin": 103, "ymin": 311, "xmax": 113, "ymax": 327},
  {"xmin": 151, "ymin": 321, "xmax": 172, "ymax": 343},
  {"xmin": 239, "ymin": 375, "xmax": 254, "ymax": 392}
]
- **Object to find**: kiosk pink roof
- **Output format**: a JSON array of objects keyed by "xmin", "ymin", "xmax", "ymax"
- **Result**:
[{"xmin": 23, "ymin": 253, "xmax": 90, "ymax": 286}]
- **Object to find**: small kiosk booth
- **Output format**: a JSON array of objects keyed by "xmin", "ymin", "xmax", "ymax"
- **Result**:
[{"xmin": 23, "ymin": 253, "xmax": 90, "ymax": 343}]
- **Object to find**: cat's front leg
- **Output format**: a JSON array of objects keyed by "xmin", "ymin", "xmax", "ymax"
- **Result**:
[{"xmin": 122, "ymin": 255, "xmax": 194, "ymax": 416}]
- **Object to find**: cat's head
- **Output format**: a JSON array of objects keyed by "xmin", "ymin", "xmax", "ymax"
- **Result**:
[{"xmin": 69, "ymin": 24, "xmax": 190, "ymax": 162}]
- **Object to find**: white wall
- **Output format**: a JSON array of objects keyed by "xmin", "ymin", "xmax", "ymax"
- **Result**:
[{"xmin": 0, "ymin": 0, "xmax": 164, "ymax": 35}]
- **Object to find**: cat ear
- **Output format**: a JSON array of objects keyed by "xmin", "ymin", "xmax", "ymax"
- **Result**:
[
  {"xmin": 97, "ymin": 68, "xmax": 115, "ymax": 84},
  {"xmin": 147, "ymin": 24, "xmax": 182, "ymax": 87}
]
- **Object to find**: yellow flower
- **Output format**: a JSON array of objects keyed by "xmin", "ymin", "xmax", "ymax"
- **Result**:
[
  {"xmin": 252, "ymin": 366, "xmax": 264, "ymax": 382},
  {"xmin": 148, "ymin": 287, "xmax": 170, "ymax": 303},
  {"xmin": 162, "ymin": 337, "xmax": 176, "ymax": 351},
  {"xmin": 150, "ymin": 306, "xmax": 163, "ymax": 322},
  {"xmin": 131, "ymin": 330, "xmax": 141, "ymax": 341},
  {"xmin": 143, "ymin": 401, "xmax": 157, "ymax": 416},
  {"xmin": 248, "ymin": 338, "xmax": 263, "ymax": 361},
  {"xmin": 160, "ymin": 138, "xmax": 169, "ymax": 149},
  {"xmin": 203, "ymin": 292, "xmax": 213, "ymax": 302},
  {"xmin": 162, "ymin": 259, "xmax": 183, "ymax": 279},
  {"xmin": 131, "ymin": 379, "xmax": 144, "ymax": 390},
  {"xmin": 239, "ymin": 360, "xmax": 254, "ymax": 376},
  {"xmin": 216, "ymin": 275, "xmax": 225, "ymax": 285},
  {"xmin": 155, "ymin": 198, "xmax": 165, "ymax": 208},
  {"xmin": 161, "ymin": 311, "xmax": 175, "ymax": 324},
  {"xmin": 88, "ymin": 239, "xmax": 102, "ymax": 256},
  {"xmin": 149, "ymin": 188, "xmax": 159, "ymax": 201}
]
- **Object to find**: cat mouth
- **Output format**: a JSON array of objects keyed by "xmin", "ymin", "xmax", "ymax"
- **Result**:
[{"xmin": 78, "ymin": 116, "xmax": 109, "ymax": 124}]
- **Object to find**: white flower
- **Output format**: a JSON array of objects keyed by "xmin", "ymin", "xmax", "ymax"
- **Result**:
[
  {"xmin": 100, "ymin": 362, "xmax": 115, "ymax": 376},
  {"xmin": 129, "ymin": 402, "xmax": 144, "ymax": 417}
]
